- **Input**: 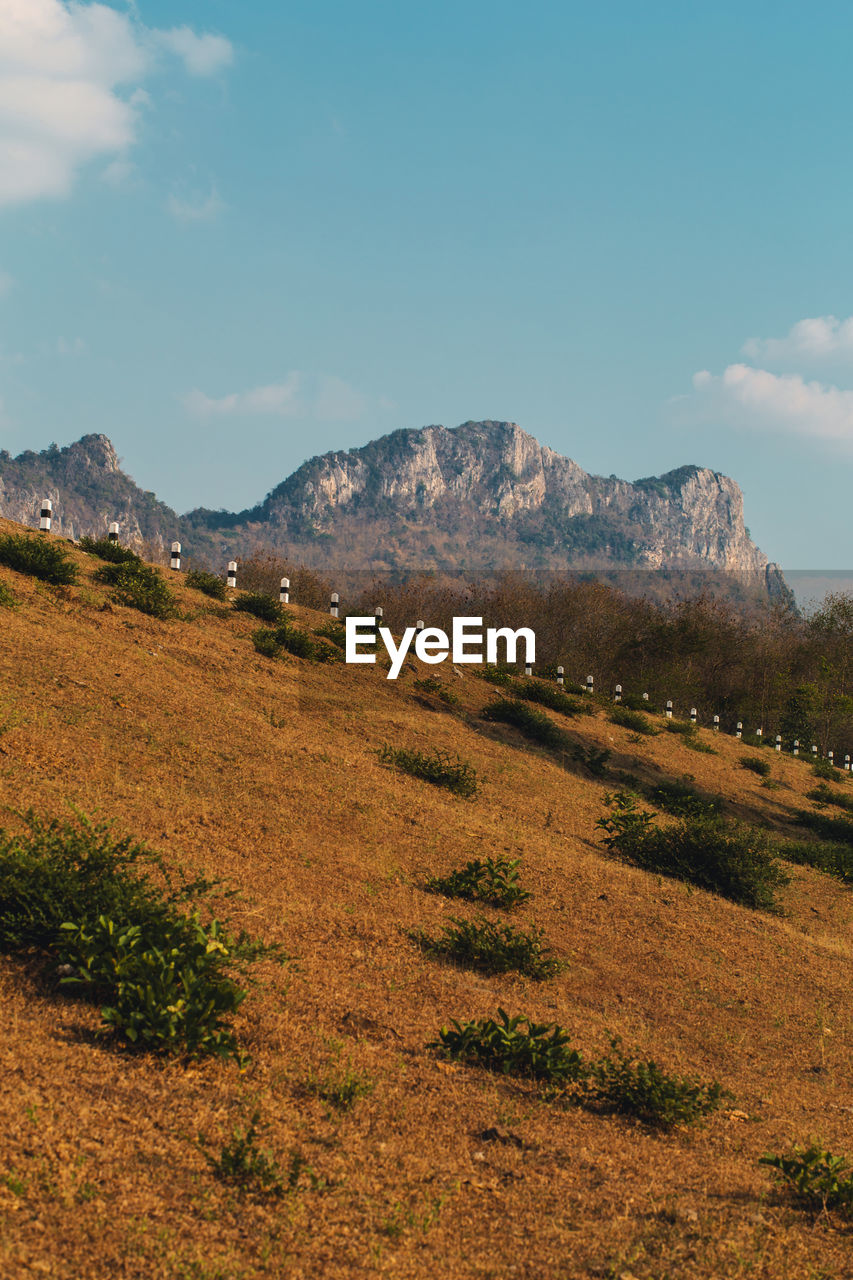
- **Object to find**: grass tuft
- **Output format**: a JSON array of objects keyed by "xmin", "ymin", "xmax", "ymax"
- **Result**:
[
  {"xmin": 185, "ymin": 569, "xmax": 227, "ymax": 601},
  {"xmin": 414, "ymin": 915, "xmax": 563, "ymax": 979},
  {"xmin": 424, "ymin": 855, "xmax": 530, "ymax": 908},
  {"xmin": 79, "ymin": 537, "xmax": 142, "ymax": 566},
  {"xmin": 760, "ymin": 1145, "xmax": 853, "ymax": 1216},
  {"xmin": 378, "ymin": 744, "xmax": 478, "ymax": 798},
  {"xmin": 0, "ymin": 533, "xmax": 77, "ymax": 585},
  {"xmin": 94, "ymin": 561, "xmax": 176, "ymax": 619},
  {"xmin": 233, "ymin": 591, "xmax": 285, "ymax": 624}
]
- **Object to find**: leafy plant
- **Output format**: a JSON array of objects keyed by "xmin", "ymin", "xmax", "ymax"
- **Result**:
[
  {"xmin": 479, "ymin": 664, "xmax": 514, "ymax": 687},
  {"xmin": 431, "ymin": 1009, "xmax": 586, "ymax": 1082},
  {"xmin": 78, "ymin": 537, "xmax": 141, "ymax": 566},
  {"xmin": 233, "ymin": 592, "xmax": 284, "ymax": 624},
  {"xmin": 424, "ymin": 855, "xmax": 531, "ymax": 908},
  {"xmin": 414, "ymin": 916, "xmax": 563, "ymax": 980},
  {"xmin": 185, "ymin": 569, "xmax": 227, "ymax": 601},
  {"xmin": 807, "ymin": 783, "xmax": 853, "ymax": 811},
  {"xmin": 378, "ymin": 744, "xmax": 478, "ymax": 798},
  {"xmin": 514, "ymin": 680, "xmax": 587, "ymax": 717},
  {"xmin": 813, "ymin": 758, "xmax": 842, "ymax": 781},
  {"xmin": 94, "ymin": 561, "xmax": 176, "ymax": 619},
  {"xmin": 251, "ymin": 623, "xmax": 331, "ymax": 662},
  {"xmin": 794, "ymin": 809, "xmax": 853, "ymax": 847},
  {"xmin": 304, "ymin": 1061, "xmax": 374, "ymax": 1111},
  {"xmin": 314, "ymin": 620, "xmax": 347, "ymax": 649},
  {"xmin": 482, "ymin": 698, "xmax": 570, "ymax": 751},
  {"xmin": 665, "ymin": 719, "xmax": 696, "ymax": 737},
  {"xmin": 597, "ymin": 794, "xmax": 789, "ymax": 911},
  {"xmin": 609, "ymin": 706, "xmax": 660, "ymax": 735},
  {"xmin": 646, "ymin": 778, "xmax": 723, "ymax": 819},
  {"xmin": 779, "ymin": 838, "xmax": 853, "ymax": 885},
  {"xmin": 205, "ymin": 1110, "xmax": 284, "ymax": 1197},
  {"xmin": 0, "ymin": 533, "xmax": 77, "ymax": 585},
  {"xmin": 581, "ymin": 1036, "xmax": 728, "ymax": 1128},
  {"xmin": 414, "ymin": 675, "xmax": 459, "ymax": 705},
  {"xmin": 740, "ymin": 755, "xmax": 771, "ymax": 777},
  {"xmin": 0, "ymin": 578, "xmax": 16, "ymax": 608},
  {"xmin": 760, "ymin": 1145, "xmax": 853, "ymax": 1215}
]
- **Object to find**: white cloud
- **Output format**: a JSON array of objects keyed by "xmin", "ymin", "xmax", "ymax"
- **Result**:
[
  {"xmin": 167, "ymin": 186, "xmax": 223, "ymax": 223},
  {"xmin": 153, "ymin": 27, "xmax": 233, "ymax": 77},
  {"xmin": 691, "ymin": 364, "xmax": 853, "ymax": 444},
  {"xmin": 0, "ymin": 0, "xmax": 233, "ymax": 208},
  {"xmin": 183, "ymin": 373, "xmax": 370, "ymax": 423},
  {"xmin": 742, "ymin": 315, "xmax": 853, "ymax": 366}
]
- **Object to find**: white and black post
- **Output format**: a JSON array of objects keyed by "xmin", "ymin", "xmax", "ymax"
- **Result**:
[
  {"xmin": 227, "ymin": 561, "xmax": 237, "ymax": 589},
  {"xmin": 793, "ymin": 739, "xmax": 799, "ymax": 756},
  {"xmin": 713, "ymin": 714, "xmax": 720, "ymax": 732},
  {"xmin": 690, "ymin": 706, "xmax": 697, "ymax": 725},
  {"xmin": 829, "ymin": 750, "xmax": 835, "ymax": 768},
  {"xmin": 845, "ymin": 754, "xmax": 851, "ymax": 772},
  {"xmin": 736, "ymin": 721, "xmax": 743, "ymax": 739},
  {"xmin": 108, "ymin": 522, "xmax": 120, "ymax": 544},
  {"xmin": 280, "ymin": 577, "xmax": 290, "ymax": 605},
  {"xmin": 666, "ymin": 699, "xmax": 673, "ymax": 719},
  {"xmin": 812, "ymin": 744, "xmax": 818, "ymax": 758},
  {"xmin": 170, "ymin": 541, "xmax": 181, "ymax": 571},
  {"xmin": 756, "ymin": 727, "xmax": 763, "ymax": 742},
  {"xmin": 557, "ymin": 666, "xmax": 565, "ymax": 686},
  {"xmin": 330, "ymin": 592, "xmax": 339, "ymax": 619},
  {"xmin": 642, "ymin": 691, "xmax": 649, "ymax": 702},
  {"xmin": 586, "ymin": 674, "xmax": 594, "ymax": 695},
  {"xmin": 39, "ymin": 498, "xmax": 52, "ymax": 532},
  {"xmin": 416, "ymin": 619, "xmax": 424, "ymax": 638},
  {"xmin": 615, "ymin": 684, "xmax": 622, "ymax": 703},
  {"xmin": 775, "ymin": 734, "xmax": 782, "ymax": 752}
]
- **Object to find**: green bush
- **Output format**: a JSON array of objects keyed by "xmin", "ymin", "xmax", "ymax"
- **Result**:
[
  {"xmin": 0, "ymin": 812, "xmax": 274, "ymax": 1059},
  {"xmin": 0, "ymin": 579, "xmax": 16, "ymax": 608},
  {"xmin": 622, "ymin": 694, "xmax": 657, "ymax": 712},
  {"xmin": 185, "ymin": 569, "xmax": 227, "ymax": 601},
  {"xmin": 424, "ymin": 856, "xmax": 530, "ymax": 908},
  {"xmin": 414, "ymin": 676, "xmax": 459, "ymax": 706},
  {"xmin": 414, "ymin": 916, "xmax": 563, "ymax": 980},
  {"xmin": 233, "ymin": 591, "xmax": 284, "ymax": 624},
  {"xmin": 479, "ymin": 664, "xmax": 514, "ymax": 687},
  {"xmin": 514, "ymin": 680, "xmax": 587, "ymax": 717},
  {"xmin": 646, "ymin": 778, "xmax": 723, "ymax": 819},
  {"xmin": 813, "ymin": 758, "xmax": 842, "ymax": 781},
  {"xmin": 794, "ymin": 809, "xmax": 853, "ymax": 847},
  {"xmin": 609, "ymin": 706, "xmax": 660, "ymax": 736},
  {"xmin": 780, "ymin": 838, "xmax": 853, "ymax": 885},
  {"xmin": 378, "ymin": 744, "xmax": 478, "ymax": 798},
  {"xmin": 597, "ymin": 795, "xmax": 789, "ymax": 911},
  {"xmin": 740, "ymin": 755, "xmax": 771, "ymax": 777},
  {"xmin": 314, "ymin": 620, "xmax": 347, "ymax": 649},
  {"xmin": 432, "ymin": 1009, "xmax": 586, "ymax": 1082},
  {"xmin": 665, "ymin": 719, "xmax": 696, "ymax": 737},
  {"xmin": 79, "ymin": 536, "xmax": 141, "ymax": 566},
  {"xmin": 94, "ymin": 561, "xmax": 176, "ymax": 619},
  {"xmin": 251, "ymin": 623, "xmax": 325, "ymax": 661},
  {"xmin": 760, "ymin": 1145, "xmax": 853, "ymax": 1215},
  {"xmin": 582, "ymin": 1036, "xmax": 728, "ymax": 1128},
  {"xmin": 0, "ymin": 533, "xmax": 77, "ymax": 585},
  {"xmin": 808, "ymin": 783, "xmax": 853, "ymax": 812},
  {"xmin": 482, "ymin": 698, "xmax": 570, "ymax": 750}
]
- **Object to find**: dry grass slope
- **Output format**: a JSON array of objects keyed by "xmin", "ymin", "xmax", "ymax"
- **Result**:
[{"xmin": 1, "ymin": 517, "xmax": 852, "ymax": 1279}]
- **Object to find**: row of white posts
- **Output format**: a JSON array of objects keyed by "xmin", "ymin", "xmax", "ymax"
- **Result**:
[{"xmin": 36, "ymin": 505, "xmax": 852, "ymax": 767}]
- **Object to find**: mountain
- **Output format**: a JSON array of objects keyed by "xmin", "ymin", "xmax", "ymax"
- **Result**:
[{"xmin": 0, "ymin": 421, "xmax": 789, "ymax": 598}]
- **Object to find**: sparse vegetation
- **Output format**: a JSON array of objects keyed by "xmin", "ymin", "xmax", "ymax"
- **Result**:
[
  {"xmin": 185, "ymin": 568, "xmax": 227, "ymax": 600},
  {"xmin": 204, "ymin": 1111, "xmax": 284, "ymax": 1197},
  {"xmin": 424, "ymin": 856, "xmax": 530, "ymax": 908},
  {"xmin": 0, "ymin": 578, "xmax": 16, "ymax": 607},
  {"xmin": 233, "ymin": 591, "xmax": 285, "ymax": 624},
  {"xmin": 807, "ymin": 783, "xmax": 853, "ymax": 812},
  {"xmin": 251, "ymin": 622, "xmax": 338, "ymax": 662},
  {"xmin": 479, "ymin": 663, "xmax": 514, "ymax": 687},
  {"xmin": 79, "ymin": 536, "xmax": 141, "ymax": 565},
  {"xmin": 609, "ymin": 706, "xmax": 660, "ymax": 735},
  {"xmin": 0, "ymin": 533, "xmax": 77, "ymax": 585},
  {"xmin": 414, "ymin": 675, "xmax": 459, "ymax": 706},
  {"xmin": 780, "ymin": 838, "xmax": 853, "ymax": 884},
  {"xmin": 482, "ymin": 698, "xmax": 570, "ymax": 750},
  {"xmin": 741, "ymin": 755, "xmax": 771, "ymax": 777},
  {"xmin": 304, "ymin": 1060, "xmax": 374, "ymax": 1111},
  {"xmin": 94, "ymin": 560, "xmax": 176, "ymax": 619},
  {"xmin": 581, "ymin": 1036, "xmax": 728, "ymax": 1128},
  {"xmin": 646, "ymin": 778, "xmax": 723, "ymax": 819},
  {"xmin": 432, "ymin": 1009, "xmax": 586, "ymax": 1082},
  {"xmin": 760, "ymin": 1145, "xmax": 853, "ymax": 1216},
  {"xmin": 414, "ymin": 916, "xmax": 562, "ymax": 979},
  {"xmin": 514, "ymin": 680, "xmax": 587, "ymax": 717},
  {"xmin": 813, "ymin": 758, "xmax": 842, "ymax": 781},
  {"xmin": 378, "ymin": 744, "xmax": 478, "ymax": 798},
  {"xmin": 665, "ymin": 719, "xmax": 696, "ymax": 737},
  {"xmin": 597, "ymin": 794, "xmax": 789, "ymax": 911}
]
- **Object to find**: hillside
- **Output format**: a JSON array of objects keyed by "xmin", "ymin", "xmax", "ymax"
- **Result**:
[
  {"xmin": 1, "ymin": 518, "xmax": 852, "ymax": 1279},
  {"xmin": 0, "ymin": 426, "xmax": 791, "ymax": 602}
]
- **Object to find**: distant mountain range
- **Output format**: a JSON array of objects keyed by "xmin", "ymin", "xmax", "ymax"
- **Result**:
[{"xmin": 0, "ymin": 421, "xmax": 790, "ymax": 600}]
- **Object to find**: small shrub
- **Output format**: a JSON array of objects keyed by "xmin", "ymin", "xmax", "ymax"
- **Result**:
[
  {"xmin": 609, "ymin": 707, "xmax": 660, "ymax": 736},
  {"xmin": 431, "ymin": 1009, "xmax": 586, "ymax": 1082},
  {"xmin": 424, "ymin": 856, "xmax": 530, "ymax": 908},
  {"xmin": 795, "ymin": 809, "xmax": 853, "ymax": 847},
  {"xmin": 205, "ymin": 1110, "xmax": 284, "ymax": 1197},
  {"xmin": 233, "ymin": 591, "xmax": 284, "ymax": 624},
  {"xmin": 479, "ymin": 664, "xmax": 513, "ymax": 687},
  {"xmin": 686, "ymin": 737, "xmax": 716, "ymax": 754},
  {"xmin": 414, "ymin": 676, "xmax": 459, "ymax": 706},
  {"xmin": 648, "ymin": 778, "xmax": 722, "ymax": 819},
  {"xmin": 780, "ymin": 838, "xmax": 853, "ymax": 885},
  {"xmin": 414, "ymin": 916, "xmax": 563, "ymax": 980},
  {"xmin": 807, "ymin": 783, "xmax": 853, "ymax": 813},
  {"xmin": 185, "ymin": 569, "xmax": 227, "ymax": 601},
  {"xmin": 251, "ymin": 622, "xmax": 322, "ymax": 661},
  {"xmin": 514, "ymin": 681, "xmax": 587, "ymax": 717},
  {"xmin": 664, "ymin": 719, "xmax": 696, "ymax": 737},
  {"xmin": 482, "ymin": 698, "xmax": 570, "ymax": 751},
  {"xmin": 813, "ymin": 758, "xmax": 842, "ymax": 781},
  {"xmin": 582, "ymin": 1036, "xmax": 727, "ymax": 1128},
  {"xmin": 740, "ymin": 756, "xmax": 771, "ymax": 777},
  {"xmin": 0, "ymin": 579, "xmax": 16, "ymax": 608},
  {"xmin": 622, "ymin": 694, "xmax": 657, "ymax": 712},
  {"xmin": 79, "ymin": 536, "xmax": 141, "ymax": 565},
  {"xmin": 378, "ymin": 744, "xmax": 478, "ymax": 798},
  {"xmin": 0, "ymin": 533, "xmax": 77, "ymax": 585},
  {"xmin": 304, "ymin": 1062, "xmax": 374, "ymax": 1111},
  {"xmin": 94, "ymin": 561, "xmax": 176, "ymax": 619},
  {"xmin": 760, "ymin": 1145, "xmax": 853, "ymax": 1216},
  {"xmin": 597, "ymin": 795, "xmax": 788, "ymax": 911},
  {"xmin": 314, "ymin": 620, "xmax": 347, "ymax": 649}
]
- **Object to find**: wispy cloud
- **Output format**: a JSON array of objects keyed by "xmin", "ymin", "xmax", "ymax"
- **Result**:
[
  {"xmin": 0, "ymin": 0, "xmax": 233, "ymax": 208},
  {"xmin": 742, "ymin": 315, "xmax": 853, "ymax": 366},
  {"xmin": 183, "ymin": 373, "xmax": 370, "ymax": 423},
  {"xmin": 167, "ymin": 186, "xmax": 223, "ymax": 223}
]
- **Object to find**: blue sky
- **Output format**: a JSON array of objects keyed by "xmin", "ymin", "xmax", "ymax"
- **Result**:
[{"xmin": 3, "ymin": 1, "xmax": 853, "ymax": 569}]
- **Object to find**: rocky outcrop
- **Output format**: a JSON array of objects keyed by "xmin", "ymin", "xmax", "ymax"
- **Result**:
[{"xmin": 0, "ymin": 422, "xmax": 789, "ymax": 600}]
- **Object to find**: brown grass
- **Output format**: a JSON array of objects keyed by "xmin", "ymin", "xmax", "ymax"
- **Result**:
[{"xmin": 1, "ymin": 519, "xmax": 853, "ymax": 1278}]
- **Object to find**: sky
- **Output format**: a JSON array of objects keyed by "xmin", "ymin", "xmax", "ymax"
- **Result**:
[{"xmin": 4, "ymin": 1, "xmax": 853, "ymax": 570}]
